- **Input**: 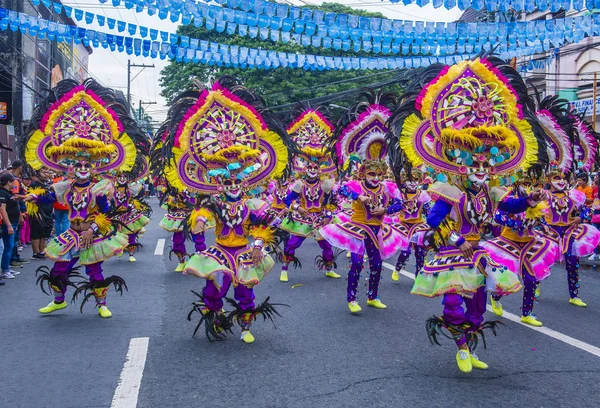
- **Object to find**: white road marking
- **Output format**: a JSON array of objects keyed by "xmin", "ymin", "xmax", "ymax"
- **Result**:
[
  {"xmin": 382, "ymin": 262, "xmax": 600, "ymax": 358},
  {"xmin": 111, "ymin": 337, "xmax": 150, "ymax": 408},
  {"xmin": 154, "ymin": 239, "xmax": 165, "ymax": 256}
]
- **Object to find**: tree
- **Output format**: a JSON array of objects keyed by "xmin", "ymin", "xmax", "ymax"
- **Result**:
[{"xmin": 159, "ymin": 3, "xmax": 405, "ymax": 112}]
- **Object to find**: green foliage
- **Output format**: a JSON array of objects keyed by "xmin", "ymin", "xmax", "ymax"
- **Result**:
[{"xmin": 159, "ymin": 2, "xmax": 403, "ymax": 110}]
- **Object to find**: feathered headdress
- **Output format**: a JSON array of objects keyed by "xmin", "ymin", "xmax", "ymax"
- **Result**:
[
  {"xmin": 287, "ymin": 106, "xmax": 336, "ymax": 176},
  {"xmin": 572, "ymin": 114, "xmax": 598, "ymax": 172},
  {"xmin": 332, "ymin": 89, "xmax": 395, "ymax": 176},
  {"xmin": 162, "ymin": 78, "xmax": 291, "ymax": 195},
  {"xmin": 21, "ymin": 79, "xmax": 138, "ymax": 174},
  {"xmin": 389, "ymin": 57, "xmax": 539, "ymax": 181}
]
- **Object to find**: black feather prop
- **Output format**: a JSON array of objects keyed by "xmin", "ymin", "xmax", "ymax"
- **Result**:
[
  {"xmin": 71, "ymin": 275, "xmax": 128, "ymax": 312},
  {"xmin": 467, "ymin": 320, "xmax": 505, "ymax": 351},
  {"xmin": 226, "ymin": 296, "xmax": 289, "ymax": 329},
  {"xmin": 187, "ymin": 290, "xmax": 233, "ymax": 341},
  {"xmin": 425, "ymin": 315, "xmax": 474, "ymax": 346},
  {"xmin": 36, "ymin": 265, "xmax": 83, "ymax": 296}
]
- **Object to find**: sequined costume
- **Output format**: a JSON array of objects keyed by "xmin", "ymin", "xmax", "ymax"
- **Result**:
[
  {"xmin": 20, "ymin": 79, "xmax": 145, "ymax": 318},
  {"xmin": 279, "ymin": 107, "xmax": 340, "ymax": 281},
  {"xmin": 320, "ymin": 95, "xmax": 404, "ymax": 312},
  {"xmin": 161, "ymin": 78, "xmax": 292, "ymax": 343},
  {"xmin": 389, "ymin": 171, "xmax": 432, "ymax": 280},
  {"xmin": 388, "ymin": 57, "xmax": 548, "ymax": 372}
]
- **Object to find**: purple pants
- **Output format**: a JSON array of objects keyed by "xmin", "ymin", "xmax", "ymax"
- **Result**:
[
  {"xmin": 51, "ymin": 259, "xmax": 105, "ymax": 303},
  {"xmin": 395, "ymin": 244, "xmax": 426, "ymax": 276},
  {"xmin": 553, "ymin": 225, "xmax": 580, "ymax": 298},
  {"xmin": 442, "ymin": 286, "xmax": 487, "ymax": 347},
  {"xmin": 283, "ymin": 234, "xmax": 334, "ymax": 270},
  {"xmin": 347, "ymin": 226, "xmax": 382, "ymax": 302},
  {"xmin": 172, "ymin": 232, "xmax": 206, "ymax": 256},
  {"xmin": 492, "ymin": 267, "xmax": 538, "ymax": 317},
  {"xmin": 202, "ymin": 273, "xmax": 255, "ymax": 312}
]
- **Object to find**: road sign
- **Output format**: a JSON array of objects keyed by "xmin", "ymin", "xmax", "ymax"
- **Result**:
[{"xmin": 0, "ymin": 102, "xmax": 6, "ymax": 120}]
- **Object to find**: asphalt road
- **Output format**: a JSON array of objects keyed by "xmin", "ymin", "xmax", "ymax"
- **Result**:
[{"xmin": 2, "ymin": 199, "xmax": 600, "ymax": 408}]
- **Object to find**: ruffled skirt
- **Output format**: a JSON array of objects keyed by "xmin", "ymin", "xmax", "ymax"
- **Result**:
[
  {"xmin": 45, "ymin": 228, "xmax": 129, "ymax": 265},
  {"xmin": 119, "ymin": 211, "xmax": 150, "ymax": 234},
  {"xmin": 411, "ymin": 247, "xmax": 522, "ymax": 299},
  {"xmin": 479, "ymin": 236, "xmax": 559, "ymax": 281},
  {"xmin": 319, "ymin": 221, "xmax": 404, "ymax": 259},
  {"xmin": 388, "ymin": 221, "xmax": 429, "ymax": 251},
  {"xmin": 158, "ymin": 211, "xmax": 187, "ymax": 232},
  {"xmin": 546, "ymin": 223, "xmax": 600, "ymax": 259},
  {"xmin": 183, "ymin": 244, "xmax": 275, "ymax": 289}
]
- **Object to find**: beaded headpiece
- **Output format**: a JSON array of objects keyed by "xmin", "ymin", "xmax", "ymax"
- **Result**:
[
  {"xmin": 22, "ymin": 79, "xmax": 138, "ymax": 174},
  {"xmin": 164, "ymin": 81, "xmax": 290, "ymax": 195},
  {"xmin": 287, "ymin": 109, "xmax": 336, "ymax": 176},
  {"xmin": 390, "ymin": 58, "xmax": 538, "ymax": 182}
]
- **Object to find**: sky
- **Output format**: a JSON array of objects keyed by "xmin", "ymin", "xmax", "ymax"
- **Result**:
[{"xmin": 63, "ymin": 0, "xmax": 463, "ymax": 121}]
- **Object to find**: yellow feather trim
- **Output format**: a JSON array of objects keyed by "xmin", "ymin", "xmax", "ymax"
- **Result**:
[
  {"xmin": 399, "ymin": 114, "xmax": 425, "ymax": 167},
  {"xmin": 25, "ymin": 187, "xmax": 49, "ymax": 219},
  {"xmin": 440, "ymin": 126, "xmax": 519, "ymax": 149},
  {"xmin": 164, "ymin": 148, "xmax": 187, "ymax": 192},
  {"xmin": 188, "ymin": 208, "xmax": 214, "ymax": 233},
  {"xmin": 325, "ymin": 204, "xmax": 337, "ymax": 212},
  {"xmin": 419, "ymin": 59, "xmax": 520, "ymax": 124},
  {"xmin": 46, "ymin": 138, "xmax": 116, "ymax": 160},
  {"xmin": 42, "ymin": 91, "xmax": 121, "ymax": 141},
  {"xmin": 26, "ymin": 201, "xmax": 40, "ymax": 218},
  {"xmin": 25, "ymin": 130, "xmax": 47, "ymax": 170},
  {"xmin": 263, "ymin": 130, "xmax": 289, "ymax": 180},
  {"xmin": 525, "ymin": 201, "xmax": 548, "ymax": 220},
  {"xmin": 116, "ymin": 132, "xmax": 137, "ymax": 172},
  {"xmin": 287, "ymin": 111, "xmax": 334, "ymax": 136},
  {"xmin": 301, "ymin": 146, "xmax": 326, "ymax": 159},
  {"xmin": 248, "ymin": 225, "xmax": 277, "ymax": 246},
  {"xmin": 202, "ymin": 145, "xmax": 261, "ymax": 165},
  {"xmin": 92, "ymin": 213, "xmax": 112, "ymax": 235}
]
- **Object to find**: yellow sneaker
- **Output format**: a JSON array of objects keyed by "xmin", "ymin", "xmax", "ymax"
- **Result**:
[
  {"xmin": 324, "ymin": 270, "xmax": 341, "ymax": 279},
  {"xmin": 346, "ymin": 251, "xmax": 351, "ymax": 258},
  {"xmin": 129, "ymin": 255, "xmax": 137, "ymax": 262},
  {"xmin": 98, "ymin": 305, "xmax": 112, "ymax": 318},
  {"xmin": 521, "ymin": 315, "xmax": 543, "ymax": 327},
  {"xmin": 348, "ymin": 301, "xmax": 362, "ymax": 314},
  {"xmin": 470, "ymin": 353, "xmax": 489, "ymax": 370},
  {"xmin": 491, "ymin": 299, "xmax": 503, "ymax": 316},
  {"xmin": 391, "ymin": 270, "xmax": 400, "ymax": 281},
  {"xmin": 280, "ymin": 270, "xmax": 289, "ymax": 282},
  {"xmin": 174, "ymin": 262, "xmax": 186, "ymax": 272},
  {"xmin": 535, "ymin": 286, "xmax": 541, "ymax": 298},
  {"xmin": 456, "ymin": 349, "xmax": 473, "ymax": 373},
  {"xmin": 366, "ymin": 299, "xmax": 387, "ymax": 309},
  {"xmin": 569, "ymin": 297, "xmax": 587, "ymax": 307},
  {"xmin": 240, "ymin": 330, "xmax": 255, "ymax": 344},
  {"xmin": 118, "ymin": 251, "xmax": 124, "ymax": 258},
  {"xmin": 39, "ymin": 301, "xmax": 67, "ymax": 314}
]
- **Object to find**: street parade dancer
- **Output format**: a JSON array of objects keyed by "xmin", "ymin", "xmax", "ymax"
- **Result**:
[
  {"xmin": 152, "ymin": 120, "xmax": 208, "ymax": 272},
  {"xmin": 542, "ymin": 104, "xmax": 600, "ymax": 308},
  {"xmin": 279, "ymin": 106, "xmax": 341, "ymax": 282},
  {"xmin": 112, "ymin": 160, "xmax": 152, "ymax": 263},
  {"xmin": 20, "ymin": 78, "xmax": 144, "ymax": 318},
  {"xmin": 389, "ymin": 166, "xmax": 432, "ymax": 281},
  {"xmin": 161, "ymin": 77, "xmax": 293, "ymax": 343},
  {"xmin": 320, "ymin": 90, "xmax": 404, "ymax": 313},
  {"xmin": 388, "ymin": 56, "xmax": 549, "ymax": 373}
]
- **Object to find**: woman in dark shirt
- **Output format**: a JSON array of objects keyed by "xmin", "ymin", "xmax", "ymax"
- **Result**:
[{"xmin": 0, "ymin": 172, "xmax": 21, "ymax": 278}]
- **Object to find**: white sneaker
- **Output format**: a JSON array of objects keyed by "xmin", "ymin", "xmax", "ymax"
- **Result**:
[
  {"xmin": 8, "ymin": 269, "xmax": 20, "ymax": 276},
  {"xmin": 589, "ymin": 254, "xmax": 598, "ymax": 261},
  {"xmin": 1, "ymin": 272, "xmax": 15, "ymax": 279}
]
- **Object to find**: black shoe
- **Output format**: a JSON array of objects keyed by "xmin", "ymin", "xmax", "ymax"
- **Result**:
[
  {"xmin": 32, "ymin": 253, "xmax": 46, "ymax": 260},
  {"xmin": 14, "ymin": 258, "xmax": 29, "ymax": 264},
  {"xmin": 0, "ymin": 280, "xmax": 5, "ymax": 285},
  {"xmin": 9, "ymin": 261, "xmax": 23, "ymax": 268}
]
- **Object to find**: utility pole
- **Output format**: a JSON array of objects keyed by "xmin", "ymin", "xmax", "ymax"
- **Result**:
[
  {"xmin": 138, "ymin": 100, "xmax": 156, "ymax": 120},
  {"xmin": 126, "ymin": 59, "xmax": 154, "ymax": 112},
  {"xmin": 593, "ymin": 72, "xmax": 598, "ymax": 131}
]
